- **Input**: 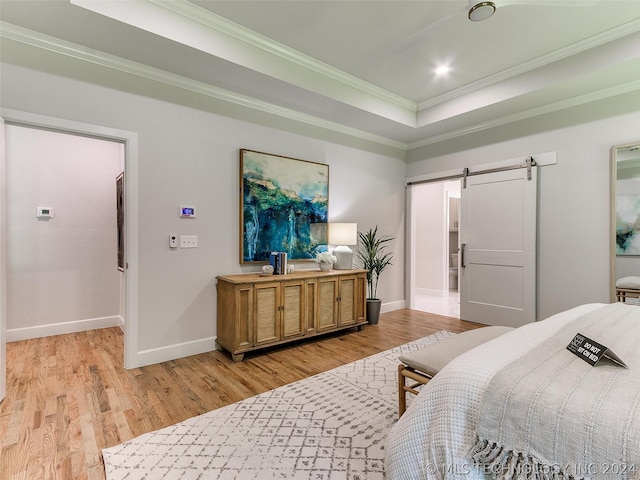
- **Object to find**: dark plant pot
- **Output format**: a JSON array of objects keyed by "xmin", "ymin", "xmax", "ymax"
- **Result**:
[{"xmin": 366, "ymin": 298, "xmax": 382, "ymax": 325}]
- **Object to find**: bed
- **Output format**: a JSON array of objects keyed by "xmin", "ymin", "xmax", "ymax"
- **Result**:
[{"xmin": 385, "ymin": 303, "xmax": 640, "ymax": 479}]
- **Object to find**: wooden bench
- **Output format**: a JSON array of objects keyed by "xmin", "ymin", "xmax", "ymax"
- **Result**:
[
  {"xmin": 398, "ymin": 326, "xmax": 514, "ymax": 417},
  {"xmin": 617, "ymin": 288, "xmax": 640, "ymax": 303},
  {"xmin": 616, "ymin": 276, "xmax": 640, "ymax": 304}
]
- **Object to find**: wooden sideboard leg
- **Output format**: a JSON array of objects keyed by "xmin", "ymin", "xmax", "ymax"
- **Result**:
[
  {"xmin": 357, "ymin": 325, "xmax": 364, "ymax": 331},
  {"xmin": 231, "ymin": 352, "xmax": 244, "ymax": 362}
]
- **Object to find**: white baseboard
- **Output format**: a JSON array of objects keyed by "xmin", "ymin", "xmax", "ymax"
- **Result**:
[
  {"xmin": 381, "ymin": 300, "xmax": 406, "ymax": 313},
  {"xmin": 134, "ymin": 336, "xmax": 217, "ymax": 368},
  {"xmin": 415, "ymin": 287, "xmax": 447, "ymax": 297},
  {"xmin": 116, "ymin": 315, "xmax": 125, "ymax": 333},
  {"xmin": 7, "ymin": 315, "xmax": 122, "ymax": 342}
]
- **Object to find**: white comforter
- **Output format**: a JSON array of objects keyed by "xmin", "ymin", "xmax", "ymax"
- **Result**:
[{"xmin": 385, "ymin": 303, "xmax": 606, "ymax": 480}]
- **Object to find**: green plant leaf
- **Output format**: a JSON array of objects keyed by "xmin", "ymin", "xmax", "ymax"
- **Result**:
[{"xmin": 356, "ymin": 225, "xmax": 394, "ymax": 299}]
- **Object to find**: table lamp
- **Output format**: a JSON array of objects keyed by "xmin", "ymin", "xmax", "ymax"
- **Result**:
[{"xmin": 328, "ymin": 223, "xmax": 358, "ymax": 270}]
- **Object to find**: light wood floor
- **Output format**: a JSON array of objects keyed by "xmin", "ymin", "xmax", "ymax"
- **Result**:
[{"xmin": 0, "ymin": 309, "xmax": 482, "ymax": 480}]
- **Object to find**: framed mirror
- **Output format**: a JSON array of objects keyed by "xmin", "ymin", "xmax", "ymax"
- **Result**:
[{"xmin": 611, "ymin": 141, "xmax": 640, "ymax": 302}]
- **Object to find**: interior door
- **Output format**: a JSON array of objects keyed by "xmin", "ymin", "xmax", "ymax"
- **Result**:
[{"xmin": 460, "ymin": 166, "xmax": 537, "ymax": 327}]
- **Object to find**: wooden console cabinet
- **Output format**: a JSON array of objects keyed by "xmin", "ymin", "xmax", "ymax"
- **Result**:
[{"xmin": 216, "ymin": 269, "xmax": 367, "ymax": 361}]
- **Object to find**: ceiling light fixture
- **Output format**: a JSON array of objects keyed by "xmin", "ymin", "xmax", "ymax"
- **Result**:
[
  {"xmin": 435, "ymin": 65, "xmax": 450, "ymax": 75},
  {"xmin": 468, "ymin": 1, "xmax": 496, "ymax": 22}
]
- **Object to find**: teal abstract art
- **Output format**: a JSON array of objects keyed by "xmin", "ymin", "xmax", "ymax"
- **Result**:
[
  {"xmin": 616, "ymin": 194, "xmax": 640, "ymax": 255},
  {"xmin": 240, "ymin": 149, "xmax": 329, "ymax": 263}
]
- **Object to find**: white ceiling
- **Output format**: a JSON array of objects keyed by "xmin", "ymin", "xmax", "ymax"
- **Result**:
[{"xmin": 2, "ymin": 0, "xmax": 640, "ymax": 150}]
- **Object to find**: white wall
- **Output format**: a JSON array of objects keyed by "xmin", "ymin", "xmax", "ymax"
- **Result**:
[
  {"xmin": 407, "ymin": 110, "xmax": 640, "ymax": 320},
  {"xmin": 414, "ymin": 182, "xmax": 446, "ymax": 291},
  {"xmin": 4, "ymin": 42, "xmax": 636, "ymax": 361},
  {"xmin": 5, "ymin": 125, "xmax": 124, "ymax": 340},
  {"xmin": 0, "ymin": 62, "xmax": 406, "ymax": 365}
]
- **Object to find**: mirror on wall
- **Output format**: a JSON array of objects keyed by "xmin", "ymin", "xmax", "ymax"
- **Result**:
[{"xmin": 611, "ymin": 142, "xmax": 640, "ymax": 301}]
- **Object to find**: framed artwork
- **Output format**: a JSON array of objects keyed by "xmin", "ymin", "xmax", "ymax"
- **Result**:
[
  {"xmin": 116, "ymin": 172, "xmax": 124, "ymax": 271},
  {"xmin": 616, "ymin": 194, "xmax": 640, "ymax": 255},
  {"xmin": 240, "ymin": 149, "xmax": 329, "ymax": 263}
]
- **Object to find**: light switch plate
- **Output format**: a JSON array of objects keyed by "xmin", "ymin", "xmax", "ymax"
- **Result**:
[{"xmin": 180, "ymin": 235, "xmax": 198, "ymax": 248}]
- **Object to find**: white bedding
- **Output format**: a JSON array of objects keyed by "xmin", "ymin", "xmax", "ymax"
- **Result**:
[{"xmin": 384, "ymin": 303, "xmax": 607, "ymax": 480}]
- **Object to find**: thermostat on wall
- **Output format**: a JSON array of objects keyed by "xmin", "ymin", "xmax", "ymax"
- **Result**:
[
  {"xmin": 180, "ymin": 205, "xmax": 196, "ymax": 218},
  {"xmin": 37, "ymin": 206, "xmax": 55, "ymax": 219}
]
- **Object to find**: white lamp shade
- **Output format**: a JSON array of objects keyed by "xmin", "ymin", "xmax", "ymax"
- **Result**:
[{"xmin": 328, "ymin": 223, "xmax": 358, "ymax": 246}]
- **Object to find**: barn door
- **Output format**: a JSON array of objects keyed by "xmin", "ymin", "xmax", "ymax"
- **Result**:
[{"xmin": 459, "ymin": 164, "xmax": 537, "ymax": 327}]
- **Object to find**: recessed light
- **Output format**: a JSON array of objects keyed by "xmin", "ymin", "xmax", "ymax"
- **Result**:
[
  {"xmin": 468, "ymin": 1, "xmax": 496, "ymax": 22},
  {"xmin": 435, "ymin": 65, "xmax": 450, "ymax": 75}
]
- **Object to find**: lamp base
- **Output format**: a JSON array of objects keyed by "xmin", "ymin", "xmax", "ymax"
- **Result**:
[{"xmin": 333, "ymin": 246, "xmax": 353, "ymax": 270}]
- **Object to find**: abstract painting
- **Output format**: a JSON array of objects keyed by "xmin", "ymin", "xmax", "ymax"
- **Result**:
[
  {"xmin": 616, "ymin": 194, "xmax": 640, "ymax": 255},
  {"xmin": 240, "ymin": 149, "xmax": 328, "ymax": 263}
]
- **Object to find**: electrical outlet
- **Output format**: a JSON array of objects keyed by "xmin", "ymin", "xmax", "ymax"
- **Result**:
[
  {"xmin": 169, "ymin": 234, "xmax": 177, "ymax": 248},
  {"xmin": 180, "ymin": 235, "xmax": 198, "ymax": 248}
]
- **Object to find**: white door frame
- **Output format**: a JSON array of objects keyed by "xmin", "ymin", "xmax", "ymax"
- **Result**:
[
  {"xmin": 0, "ymin": 115, "xmax": 6, "ymax": 401},
  {"xmin": 0, "ymin": 108, "xmax": 139, "ymax": 369}
]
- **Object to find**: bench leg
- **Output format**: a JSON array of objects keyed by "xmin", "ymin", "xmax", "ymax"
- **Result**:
[{"xmin": 398, "ymin": 364, "xmax": 407, "ymax": 418}]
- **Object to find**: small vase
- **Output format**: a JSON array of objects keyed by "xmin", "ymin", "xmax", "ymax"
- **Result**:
[{"xmin": 319, "ymin": 263, "xmax": 333, "ymax": 272}]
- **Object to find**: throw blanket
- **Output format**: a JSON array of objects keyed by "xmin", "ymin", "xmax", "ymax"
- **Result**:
[{"xmin": 470, "ymin": 303, "xmax": 640, "ymax": 479}]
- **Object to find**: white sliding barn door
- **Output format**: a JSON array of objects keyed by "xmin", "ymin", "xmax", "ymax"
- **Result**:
[{"xmin": 460, "ymin": 166, "xmax": 537, "ymax": 327}]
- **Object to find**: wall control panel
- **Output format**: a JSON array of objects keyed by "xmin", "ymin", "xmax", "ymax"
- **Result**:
[
  {"xmin": 180, "ymin": 206, "xmax": 196, "ymax": 218},
  {"xmin": 37, "ymin": 206, "xmax": 55, "ymax": 219}
]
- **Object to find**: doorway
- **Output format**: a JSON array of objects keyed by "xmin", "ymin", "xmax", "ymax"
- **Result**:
[
  {"xmin": 0, "ymin": 109, "xmax": 139, "ymax": 385},
  {"xmin": 5, "ymin": 125, "xmax": 125, "ymax": 342},
  {"xmin": 407, "ymin": 156, "xmax": 538, "ymax": 327},
  {"xmin": 410, "ymin": 179, "xmax": 461, "ymax": 318}
]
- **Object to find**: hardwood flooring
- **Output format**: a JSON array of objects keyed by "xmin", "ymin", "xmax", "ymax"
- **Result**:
[{"xmin": 0, "ymin": 309, "xmax": 482, "ymax": 479}]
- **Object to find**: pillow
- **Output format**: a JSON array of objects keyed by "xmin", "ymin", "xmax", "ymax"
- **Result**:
[{"xmin": 616, "ymin": 276, "xmax": 640, "ymax": 289}]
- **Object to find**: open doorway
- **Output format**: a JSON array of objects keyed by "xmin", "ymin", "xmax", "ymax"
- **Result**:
[
  {"xmin": 409, "ymin": 179, "xmax": 461, "ymax": 318},
  {"xmin": 4, "ymin": 125, "xmax": 125, "ymax": 339},
  {"xmin": 1, "ymin": 109, "xmax": 139, "ymax": 384},
  {"xmin": 407, "ymin": 156, "xmax": 539, "ymax": 326}
]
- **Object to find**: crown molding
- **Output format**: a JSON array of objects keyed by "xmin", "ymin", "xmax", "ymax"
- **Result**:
[
  {"xmin": 417, "ymin": 17, "xmax": 640, "ymax": 112},
  {"xmin": 409, "ymin": 78, "xmax": 640, "ymax": 149},
  {"xmin": 3, "ymin": 15, "xmax": 638, "ymax": 155},
  {"xmin": 0, "ymin": 22, "xmax": 408, "ymax": 152},
  {"xmin": 71, "ymin": 0, "xmax": 416, "ymax": 126},
  {"xmin": 150, "ymin": 0, "xmax": 417, "ymax": 113}
]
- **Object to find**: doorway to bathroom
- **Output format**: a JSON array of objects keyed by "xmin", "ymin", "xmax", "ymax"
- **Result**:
[{"xmin": 410, "ymin": 179, "xmax": 461, "ymax": 319}]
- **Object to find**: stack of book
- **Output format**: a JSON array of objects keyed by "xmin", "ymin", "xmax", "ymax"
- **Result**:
[{"xmin": 269, "ymin": 252, "xmax": 288, "ymax": 275}]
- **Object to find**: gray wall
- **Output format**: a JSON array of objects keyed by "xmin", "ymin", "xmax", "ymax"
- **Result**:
[
  {"xmin": 406, "ymin": 110, "xmax": 640, "ymax": 320},
  {"xmin": 2, "ymin": 39, "xmax": 639, "ymax": 364},
  {"xmin": 1, "ymin": 61, "xmax": 406, "ymax": 365}
]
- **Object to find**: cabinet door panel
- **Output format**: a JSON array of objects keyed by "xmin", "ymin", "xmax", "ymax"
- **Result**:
[
  {"xmin": 237, "ymin": 286, "xmax": 252, "ymax": 348},
  {"xmin": 338, "ymin": 277, "xmax": 356, "ymax": 326},
  {"xmin": 318, "ymin": 279, "xmax": 337, "ymax": 331},
  {"xmin": 306, "ymin": 280, "xmax": 317, "ymax": 333},
  {"xmin": 282, "ymin": 282, "xmax": 305, "ymax": 339},
  {"xmin": 254, "ymin": 284, "xmax": 280, "ymax": 345}
]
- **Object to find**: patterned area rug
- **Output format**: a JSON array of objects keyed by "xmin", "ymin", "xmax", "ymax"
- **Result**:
[{"xmin": 102, "ymin": 331, "xmax": 453, "ymax": 480}]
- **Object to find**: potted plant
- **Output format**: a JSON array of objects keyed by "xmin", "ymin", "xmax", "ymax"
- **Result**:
[
  {"xmin": 356, "ymin": 226, "xmax": 394, "ymax": 325},
  {"xmin": 315, "ymin": 251, "xmax": 337, "ymax": 271}
]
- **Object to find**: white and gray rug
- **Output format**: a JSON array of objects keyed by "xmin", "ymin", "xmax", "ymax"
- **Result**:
[{"xmin": 102, "ymin": 331, "xmax": 453, "ymax": 480}]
